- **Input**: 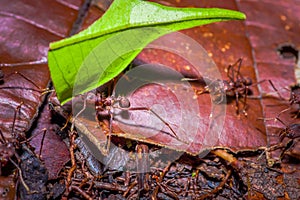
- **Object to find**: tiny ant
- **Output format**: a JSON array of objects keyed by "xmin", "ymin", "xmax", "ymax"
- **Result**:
[
  {"xmin": 93, "ymin": 92, "xmax": 183, "ymax": 155},
  {"xmin": 276, "ymin": 119, "xmax": 300, "ymax": 161},
  {"xmin": 262, "ymin": 117, "xmax": 300, "ymax": 163},
  {"xmin": 0, "ymin": 102, "xmax": 31, "ymax": 192},
  {"xmin": 195, "ymin": 58, "xmax": 281, "ymax": 116},
  {"xmin": 277, "ymin": 84, "xmax": 300, "ymax": 118}
]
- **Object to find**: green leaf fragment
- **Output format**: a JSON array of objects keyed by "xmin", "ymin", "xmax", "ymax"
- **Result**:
[{"xmin": 48, "ymin": 0, "xmax": 245, "ymax": 104}]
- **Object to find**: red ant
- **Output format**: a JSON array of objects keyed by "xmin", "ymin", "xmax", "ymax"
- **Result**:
[
  {"xmin": 276, "ymin": 84, "xmax": 300, "ymax": 118},
  {"xmin": 0, "ymin": 102, "xmax": 31, "ymax": 192},
  {"xmin": 261, "ymin": 116, "xmax": 300, "ymax": 164},
  {"xmin": 274, "ymin": 117, "xmax": 300, "ymax": 159},
  {"xmin": 196, "ymin": 58, "xmax": 282, "ymax": 116},
  {"xmin": 0, "ymin": 61, "xmax": 49, "ymax": 192},
  {"xmin": 93, "ymin": 92, "xmax": 184, "ymax": 155},
  {"xmin": 278, "ymin": 123, "xmax": 300, "ymax": 160}
]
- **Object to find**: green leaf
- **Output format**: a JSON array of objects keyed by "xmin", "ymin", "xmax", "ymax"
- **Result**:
[{"xmin": 48, "ymin": 0, "xmax": 245, "ymax": 104}]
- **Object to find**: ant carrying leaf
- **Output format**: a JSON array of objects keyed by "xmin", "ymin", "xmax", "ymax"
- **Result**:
[{"xmin": 50, "ymin": 88, "xmax": 187, "ymax": 157}]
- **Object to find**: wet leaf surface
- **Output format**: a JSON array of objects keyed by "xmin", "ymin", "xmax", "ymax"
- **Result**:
[
  {"xmin": 0, "ymin": 0, "xmax": 82, "ymax": 141},
  {"xmin": 0, "ymin": 0, "xmax": 84, "ymax": 198},
  {"xmin": 29, "ymin": 97, "xmax": 70, "ymax": 180}
]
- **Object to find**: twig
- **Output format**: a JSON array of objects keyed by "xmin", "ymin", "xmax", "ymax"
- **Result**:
[
  {"xmin": 38, "ymin": 128, "xmax": 47, "ymax": 159},
  {"xmin": 197, "ymin": 169, "xmax": 232, "ymax": 200},
  {"xmin": 9, "ymin": 158, "xmax": 31, "ymax": 192},
  {"xmin": 65, "ymin": 131, "xmax": 77, "ymax": 195},
  {"xmin": 151, "ymin": 161, "xmax": 172, "ymax": 199},
  {"xmin": 70, "ymin": 186, "xmax": 93, "ymax": 200}
]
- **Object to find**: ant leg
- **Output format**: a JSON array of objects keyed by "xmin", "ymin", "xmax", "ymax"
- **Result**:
[
  {"xmin": 128, "ymin": 106, "xmax": 178, "ymax": 138},
  {"xmin": 6, "ymin": 72, "xmax": 41, "ymax": 90},
  {"xmin": 0, "ymin": 129, "xmax": 7, "ymax": 144},
  {"xmin": 104, "ymin": 112, "xmax": 113, "ymax": 154},
  {"xmin": 226, "ymin": 64, "xmax": 235, "ymax": 83},
  {"xmin": 9, "ymin": 158, "xmax": 31, "ymax": 192},
  {"xmin": 276, "ymin": 107, "xmax": 291, "ymax": 119},
  {"xmin": 226, "ymin": 58, "xmax": 243, "ymax": 82},
  {"xmin": 278, "ymin": 139, "xmax": 295, "ymax": 160},
  {"xmin": 120, "ymin": 106, "xmax": 187, "ymax": 144},
  {"xmin": 0, "ymin": 70, "xmax": 51, "ymax": 94},
  {"xmin": 234, "ymin": 58, "xmax": 243, "ymax": 80},
  {"xmin": 234, "ymin": 91, "xmax": 240, "ymax": 116},
  {"xmin": 241, "ymin": 86, "xmax": 249, "ymax": 117},
  {"xmin": 251, "ymin": 79, "xmax": 283, "ymax": 99},
  {"xmin": 12, "ymin": 102, "xmax": 24, "ymax": 138}
]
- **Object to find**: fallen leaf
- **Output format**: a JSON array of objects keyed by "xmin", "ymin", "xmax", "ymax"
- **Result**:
[{"xmin": 48, "ymin": 0, "xmax": 245, "ymax": 104}]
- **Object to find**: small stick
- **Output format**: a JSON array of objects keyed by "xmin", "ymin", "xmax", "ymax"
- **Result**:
[
  {"xmin": 151, "ymin": 161, "xmax": 172, "ymax": 199},
  {"xmin": 65, "ymin": 131, "xmax": 77, "ymax": 195},
  {"xmin": 70, "ymin": 186, "xmax": 93, "ymax": 200},
  {"xmin": 38, "ymin": 128, "xmax": 47, "ymax": 159},
  {"xmin": 9, "ymin": 158, "xmax": 31, "ymax": 192},
  {"xmin": 197, "ymin": 169, "xmax": 232, "ymax": 200}
]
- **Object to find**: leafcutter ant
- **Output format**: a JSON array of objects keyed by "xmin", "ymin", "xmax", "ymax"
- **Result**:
[
  {"xmin": 276, "ymin": 84, "xmax": 300, "ymax": 118},
  {"xmin": 0, "ymin": 102, "xmax": 31, "ymax": 192},
  {"xmin": 278, "ymin": 121, "xmax": 300, "ymax": 160},
  {"xmin": 262, "ymin": 117, "xmax": 300, "ymax": 164},
  {"xmin": 195, "ymin": 58, "xmax": 281, "ymax": 116},
  {"xmin": 93, "ymin": 92, "xmax": 184, "ymax": 155}
]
